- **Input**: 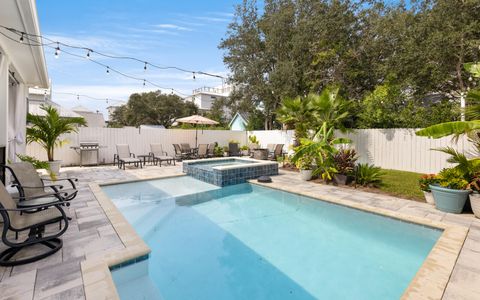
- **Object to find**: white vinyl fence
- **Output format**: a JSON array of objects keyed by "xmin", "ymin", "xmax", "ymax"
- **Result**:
[
  {"xmin": 26, "ymin": 128, "xmax": 247, "ymax": 166},
  {"xmin": 249, "ymin": 129, "xmax": 476, "ymax": 174},
  {"xmin": 26, "ymin": 127, "xmax": 476, "ymax": 174}
]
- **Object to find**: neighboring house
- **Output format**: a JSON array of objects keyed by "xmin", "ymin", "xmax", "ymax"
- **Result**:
[
  {"xmin": 0, "ymin": 0, "xmax": 49, "ymax": 164},
  {"xmin": 185, "ymin": 84, "xmax": 233, "ymax": 111},
  {"xmin": 106, "ymin": 103, "xmax": 125, "ymax": 122},
  {"xmin": 229, "ymin": 112, "xmax": 249, "ymax": 131},
  {"xmin": 28, "ymin": 87, "xmax": 82, "ymax": 118},
  {"xmin": 72, "ymin": 105, "xmax": 106, "ymax": 127}
]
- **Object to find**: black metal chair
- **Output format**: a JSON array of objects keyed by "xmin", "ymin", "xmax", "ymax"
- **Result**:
[
  {"xmin": 269, "ymin": 144, "xmax": 284, "ymax": 161},
  {"xmin": 116, "ymin": 144, "xmax": 142, "ymax": 170},
  {"xmin": 1, "ymin": 163, "xmax": 77, "ymax": 203},
  {"xmin": 228, "ymin": 143, "xmax": 241, "ymax": 156},
  {"xmin": 173, "ymin": 144, "xmax": 191, "ymax": 161},
  {"xmin": 0, "ymin": 182, "xmax": 69, "ymax": 266}
]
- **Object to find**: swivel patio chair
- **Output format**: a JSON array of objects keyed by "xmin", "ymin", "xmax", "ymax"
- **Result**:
[
  {"xmin": 115, "ymin": 144, "xmax": 142, "ymax": 170},
  {"xmin": 207, "ymin": 143, "xmax": 216, "ymax": 158},
  {"xmin": 2, "ymin": 163, "xmax": 78, "ymax": 203},
  {"xmin": 180, "ymin": 143, "xmax": 195, "ymax": 156},
  {"xmin": 150, "ymin": 144, "xmax": 175, "ymax": 166},
  {"xmin": 0, "ymin": 182, "xmax": 69, "ymax": 266},
  {"xmin": 229, "ymin": 143, "xmax": 241, "ymax": 157},
  {"xmin": 173, "ymin": 144, "xmax": 191, "ymax": 161},
  {"xmin": 197, "ymin": 144, "xmax": 208, "ymax": 159}
]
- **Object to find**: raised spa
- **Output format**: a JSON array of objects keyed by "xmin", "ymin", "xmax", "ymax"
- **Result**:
[{"xmin": 182, "ymin": 157, "xmax": 278, "ymax": 186}]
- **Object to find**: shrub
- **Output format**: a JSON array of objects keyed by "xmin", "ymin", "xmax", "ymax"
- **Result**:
[
  {"xmin": 436, "ymin": 168, "xmax": 469, "ymax": 190},
  {"xmin": 16, "ymin": 154, "xmax": 50, "ymax": 170},
  {"xmin": 214, "ymin": 146, "xmax": 224, "ymax": 157},
  {"xmin": 355, "ymin": 163, "xmax": 384, "ymax": 187},
  {"xmin": 419, "ymin": 174, "xmax": 437, "ymax": 192},
  {"xmin": 295, "ymin": 155, "xmax": 314, "ymax": 170},
  {"xmin": 333, "ymin": 148, "xmax": 357, "ymax": 176},
  {"xmin": 248, "ymin": 135, "xmax": 259, "ymax": 144},
  {"xmin": 240, "ymin": 145, "xmax": 249, "ymax": 151}
]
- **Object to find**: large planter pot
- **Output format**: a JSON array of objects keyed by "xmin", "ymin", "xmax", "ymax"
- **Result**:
[
  {"xmin": 470, "ymin": 192, "xmax": 480, "ymax": 219},
  {"xmin": 300, "ymin": 169, "xmax": 313, "ymax": 181},
  {"xmin": 223, "ymin": 152, "xmax": 229, "ymax": 157},
  {"xmin": 429, "ymin": 184, "xmax": 470, "ymax": 214},
  {"xmin": 333, "ymin": 174, "xmax": 348, "ymax": 185},
  {"xmin": 423, "ymin": 191, "xmax": 435, "ymax": 205},
  {"xmin": 47, "ymin": 160, "xmax": 62, "ymax": 176}
]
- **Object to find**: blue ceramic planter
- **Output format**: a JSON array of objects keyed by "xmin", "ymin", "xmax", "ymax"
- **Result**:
[{"xmin": 429, "ymin": 184, "xmax": 470, "ymax": 214}]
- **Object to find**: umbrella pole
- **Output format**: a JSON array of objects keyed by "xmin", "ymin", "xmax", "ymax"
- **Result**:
[{"xmin": 195, "ymin": 125, "xmax": 198, "ymax": 148}]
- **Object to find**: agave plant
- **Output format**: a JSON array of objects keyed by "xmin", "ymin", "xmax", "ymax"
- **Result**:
[{"xmin": 26, "ymin": 105, "xmax": 86, "ymax": 161}]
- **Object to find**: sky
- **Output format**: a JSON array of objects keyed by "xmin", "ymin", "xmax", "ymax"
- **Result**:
[{"xmin": 36, "ymin": 0, "xmax": 241, "ymax": 115}]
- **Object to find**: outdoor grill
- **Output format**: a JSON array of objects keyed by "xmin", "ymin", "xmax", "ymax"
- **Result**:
[{"xmin": 71, "ymin": 141, "xmax": 105, "ymax": 166}]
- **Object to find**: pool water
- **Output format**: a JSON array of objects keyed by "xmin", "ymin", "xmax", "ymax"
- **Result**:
[
  {"xmin": 187, "ymin": 159, "xmax": 254, "ymax": 171},
  {"xmin": 103, "ymin": 176, "xmax": 441, "ymax": 300}
]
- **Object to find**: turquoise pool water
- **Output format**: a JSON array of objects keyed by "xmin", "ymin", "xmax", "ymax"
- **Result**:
[{"xmin": 103, "ymin": 176, "xmax": 441, "ymax": 300}]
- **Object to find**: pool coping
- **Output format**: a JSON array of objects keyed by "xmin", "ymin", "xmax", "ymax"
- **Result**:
[
  {"xmin": 250, "ymin": 180, "xmax": 469, "ymax": 300},
  {"xmin": 82, "ymin": 173, "xmax": 468, "ymax": 300}
]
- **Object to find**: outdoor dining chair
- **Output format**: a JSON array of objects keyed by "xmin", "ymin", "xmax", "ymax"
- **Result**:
[
  {"xmin": 115, "ymin": 144, "xmax": 142, "ymax": 170},
  {"xmin": 207, "ymin": 143, "xmax": 216, "ymax": 158},
  {"xmin": 0, "ymin": 181, "xmax": 70, "ymax": 266},
  {"xmin": 173, "ymin": 144, "xmax": 191, "ymax": 161},
  {"xmin": 269, "ymin": 144, "xmax": 284, "ymax": 161},
  {"xmin": 229, "ymin": 143, "xmax": 241, "ymax": 156},
  {"xmin": 197, "ymin": 144, "xmax": 208, "ymax": 158},
  {"xmin": 150, "ymin": 144, "xmax": 175, "ymax": 166},
  {"xmin": 2, "ymin": 162, "xmax": 78, "ymax": 203}
]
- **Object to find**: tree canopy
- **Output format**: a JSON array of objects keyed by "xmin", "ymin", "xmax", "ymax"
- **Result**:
[
  {"xmin": 220, "ymin": 0, "xmax": 480, "ymax": 129},
  {"xmin": 109, "ymin": 91, "xmax": 198, "ymax": 128}
]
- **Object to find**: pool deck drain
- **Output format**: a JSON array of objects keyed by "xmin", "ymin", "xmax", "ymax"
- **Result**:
[{"xmin": 0, "ymin": 165, "xmax": 479, "ymax": 299}]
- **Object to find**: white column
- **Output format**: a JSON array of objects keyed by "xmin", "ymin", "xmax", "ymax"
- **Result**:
[
  {"xmin": 13, "ymin": 83, "xmax": 27, "ymax": 160},
  {"xmin": 0, "ymin": 54, "xmax": 9, "ymax": 154}
]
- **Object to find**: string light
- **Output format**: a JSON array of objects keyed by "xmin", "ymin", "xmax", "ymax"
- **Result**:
[
  {"xmin": 77, "ymin": 94, "xmax": 80, "ymax": 100},
  {"xmin": 86, "ymin": 49, "xmax": 91, "ymax": 59},
  {"xmin": 143, "ymin": 79, "xmax": 146, "ymax": 87},
  {"xmin": 106, "ymin": 66, "xmax": 110, "ymax": 74},
  {"xmin": 19, "ymin": 32, "xmax": 24, "ymax": 43},
  {"xmin": 193, "ymin": 72, "xmax": 196, "ymax": 80},
  {"xmin": 0, "ymin": 24, "xmax": 225, "ymax": 80},
  {"xmin": 144, "ymin": 62, "xmax": 147, "ymax": 71}
]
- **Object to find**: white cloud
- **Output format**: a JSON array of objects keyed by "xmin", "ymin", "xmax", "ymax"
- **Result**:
[{"xmin": 155, "ymin": 24, "xmax": 192, "ymax": 31}]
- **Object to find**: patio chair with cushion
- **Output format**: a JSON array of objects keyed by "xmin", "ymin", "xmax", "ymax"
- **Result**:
[
  {"xmin": 229, "ymin": 143, "xmax": 241, "ymax": 157},
  {"xmin": 207, "ymin": 143, "xmax": 216, "ymax": 158},
  {"xmin": 1, "ymin": 163, "xmax": 78, "ymax": 204},
  {"xmin": 180, "ymin": 143, "xmax": 195, "ymax": 156},
  {"xmin": 0, "ymin": 182, "xmax": 70, "ymax": 266},
  {"xmin": 149, "ymin": 144, "xmax": 175, "ymax": 167},
  {"xmin": 116, "ymin": 144, "xmax": 142, "ymax": 170},
  {"xmin": 173, "ymin": 144, "xmax": 191, "ymax": 161},
  {"xmin": 266, "ymin": 144, "xmax": 275, "ymax": 155},
  {"xmin": 269, "ymin": 144, "xmax": 284, "ymax": 161},
  {"xmin": 197, "ymin": 144, "xmax": 208, "ymax": 159}
]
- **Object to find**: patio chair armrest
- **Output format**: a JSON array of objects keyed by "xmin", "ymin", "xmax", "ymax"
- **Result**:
[
  {"xmin": 130, "ymin": 153, "xmax": 136, "ymax": 158},
  {"xmin": 0, "ymin": 200, "xmax": 66, "ymax": 212},
  {"xmin": 42, "ymin": 177, "xmax": 78, "ymax": 189},
  {"xmin": 12, "ymin": 191, "xmax": 69, "ymax": 201},
  {"xmin": 12, "ymin": 184, "xmax": 65, "ymax": 190}
]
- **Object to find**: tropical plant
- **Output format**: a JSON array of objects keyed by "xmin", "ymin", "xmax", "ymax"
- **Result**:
[
  {"xmin": 240, "ymin": 145, "xmax": 249, "ymax": 151},
  {"xmin": 16, "ymin": 154, "xmax": 50, "ymax": 170},
  {"xmin": 292, "ymin": 122, "xmax": 351, "ymax": 181},
  {"xmin": 26, "ymin": 105, "xmax": 86, "ymax": 161},
  {"xmin": 276, "ymin": 95, "xmax": 314, "ymax": 142},
  {"xmin": 295, "ymin": 155, "xmax": 314, "ymax": 170},
  {"xmin": 434, "ymin": 147, "xmax": 480, "ymax": 179},
  {"xmin": 248, "ymin": 135, "xmax": 259, "ymax": 145},
  {"xmin": 308, "ymin": 87, "xmax": 350, "ymax": 132},
  {"xmin": 214, "ymin": 146, "xmax": 224, "ymax": 157},
  {"xmin": 436, "ymin": 168, "xmax": 469, "ymax": 190},
  {"xmin": 333, "ymin": 148, "xmax": 357, "ymax": 176},
  {"xmin": 419, "ymin": 174, "xmax": 437, "ymax": 192},
  {"xmin": 355, "ymin": 164, "xmax": 384, "ymax": 187}
]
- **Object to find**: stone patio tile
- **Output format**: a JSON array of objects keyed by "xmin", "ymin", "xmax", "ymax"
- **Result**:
[
  {"xmin": 0, "ymin": 269, "xmax": 36, "ymax": 299},
  {"xmin": 76, "ymin": 214, "xmax": 109, "ymax": 231},
  {"xmin": 37, "ymin": 285, "xmax": 84, "ymax": 300},
  {"xmin": 441, "ymin": 213, "xmax": 475, "ymax": 228},
  {"xmin": 75, "ymin": 206, "xmax": 105, "ymax": 219},
  {"xmin": 11, "ymin": 248, "xmax": 63, "ymax": 276},
  {"xmin": 34, "ymin": 259, "xmax": 83, "ymax": 299}
]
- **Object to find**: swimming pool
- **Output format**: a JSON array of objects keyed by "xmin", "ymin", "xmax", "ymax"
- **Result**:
[{"xmin": 103, "ymin": 176, "xmax": 441, "ymax": 300}]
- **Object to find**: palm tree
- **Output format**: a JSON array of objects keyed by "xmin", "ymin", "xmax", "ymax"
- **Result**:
[
  {"xmin": 276, "ymin": 95, "xmax": 313, "ymax": 143},
  {"xmin": 308, "ymin": 86, "xmax": 350, "ymax": 132},
  {"xmin": 26, "ymin": 105, "xmax": 86, "ymax": 161}
]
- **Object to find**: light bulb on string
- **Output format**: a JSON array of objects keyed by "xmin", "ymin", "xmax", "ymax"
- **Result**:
[
  {"xmin": 143, "ymin": 79, "xmax": 146, "ymax": 87},
  {"xmin": 86, "ymin": 49, "xmax": 91, "ymax": 59},
  {"xmin": 77, "ymin": 95, "xmax": 79, "ymax": 100},
  {"xmin": 171, "ymin": 89, "xmax": 174, "ymax": 95},
  {"xmin": 106, "ymin": 66, "xmax": 110, "ymax": 74},
  {"xmin": 19, "ymin": 33, "xmax": 24, "ymax": 43},
  {"xmin": 144, "ymin": 62, "xmax": 147, "ymax": 71},
  {"xmin": 193, "ymin": 72, "xmax": 196, "ymax": 80},
  {"xmin": 106, "ymin": 99, "xmax": 109, "ymax": 104},
  {"xmin": 54, "ymin": 42, "xmax": 60, "ymax": 59}
]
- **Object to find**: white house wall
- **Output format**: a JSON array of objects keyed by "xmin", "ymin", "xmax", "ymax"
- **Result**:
[{"xmin": 0, "ymin": 54, "xmax": 8, "ymax": 153}]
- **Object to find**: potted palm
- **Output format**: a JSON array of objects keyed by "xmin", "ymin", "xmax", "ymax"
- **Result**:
[
  {"xmin": 429, "ymin": 168, "xmax": 470, "ymax": 214},
  {"xmin": 419, "ymin": 174, "xmax": 437, "ymax": 204},
  {"xmin": 26, "ymin": 105, "xmax": 86, "ymax": 176}
]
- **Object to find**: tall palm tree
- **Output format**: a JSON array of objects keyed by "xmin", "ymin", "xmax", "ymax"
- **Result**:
[
  {"xmin": 308, "ymin": 86, "xmax": 350, "ymax": 133},
  {"xmin": 26, "ymin": 105, "xmax": 86, "ymax": 161},
  {"xmin": 276, "ymin": 95, "xmax": 313, "ymax": 142}
]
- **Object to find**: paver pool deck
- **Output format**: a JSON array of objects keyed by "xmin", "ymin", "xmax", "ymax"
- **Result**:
[{"xmin": 0, "ymin": 164, "xmax": 479, "ymax": 299}]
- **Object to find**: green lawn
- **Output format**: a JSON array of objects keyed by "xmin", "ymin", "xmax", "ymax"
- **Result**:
[{"xmin": 378, "ymin": 169, "xmax": 425, "ymax": 202}]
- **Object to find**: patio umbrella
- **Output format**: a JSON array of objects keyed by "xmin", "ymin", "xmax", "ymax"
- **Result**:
[{"xmin": 176, "ymin": 115, "xmax": 219, "ymax": 147}]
